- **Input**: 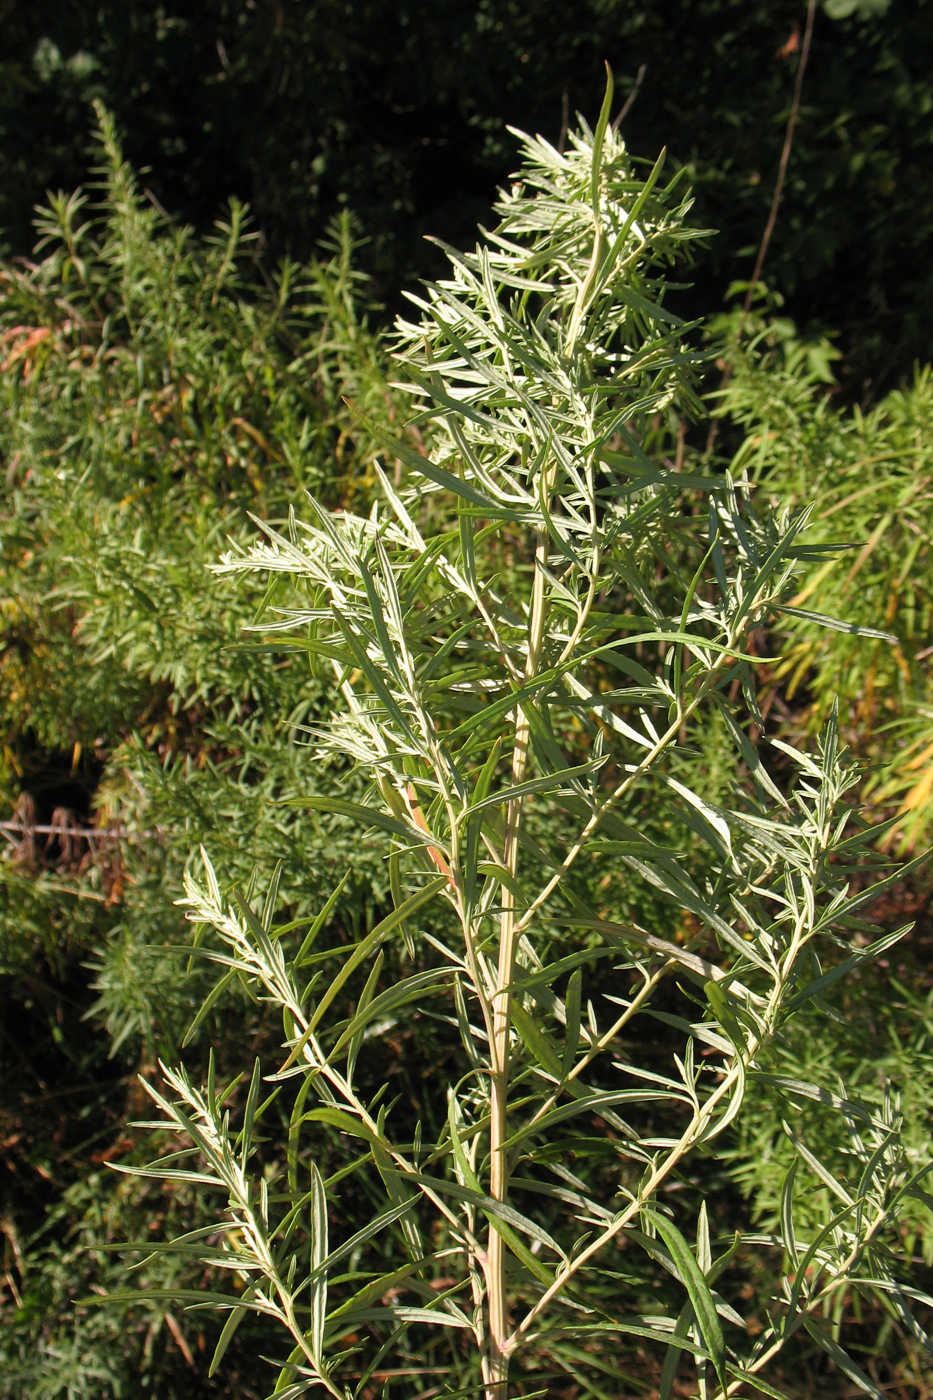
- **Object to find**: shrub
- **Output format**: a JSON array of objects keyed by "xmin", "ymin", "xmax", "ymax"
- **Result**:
[
  {"xmin": 119, "ymin": 83, "xmax": 932, "ymax": 1398},
  {"xmin": 0, "ymin": 106, "xmax": 400, "ymax": 1395}
]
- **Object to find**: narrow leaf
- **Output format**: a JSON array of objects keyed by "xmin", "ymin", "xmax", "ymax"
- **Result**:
[
  {"xmin": 309, "ymin": 1162, "xmax": 328, "ymax": 1367},
  {"xmin": 643, "ymin": 1208, "xmax": 726, "ymax": 1388},
  {"xmin": 562, "ymin": 969, "xmax": 583, "ymax": 1078}
]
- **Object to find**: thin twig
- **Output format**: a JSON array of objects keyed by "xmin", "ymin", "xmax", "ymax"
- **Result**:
[
  {"xmin": 612, "ymin": 64, "xmax": 647, "ymax": 132},
  {"xmin": 1, "ymin": 819, "xmax": 120, "ymax": 842},
  {"xmin": 705, "ymin": 0, "xmax": 817, "ymax": 457},
  {"xmin": 742, "ymin": 0, "xmax": 817, "ymax": 315}
]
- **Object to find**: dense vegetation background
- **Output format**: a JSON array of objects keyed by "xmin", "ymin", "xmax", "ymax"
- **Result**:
[
  {"xmin": 4, "ymin": 0, "xmax": 932, "ymax": 394},
  {"xmin": 1, "ymin": 1, "xmax": 931, "ymax": 1395}
]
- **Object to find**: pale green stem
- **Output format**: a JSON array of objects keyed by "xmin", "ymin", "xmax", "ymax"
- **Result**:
[
  {"xmin": 508, "ymin": 1033, "xmax": 746, "ymax": 1353},
  {"xmin": 515, "ymin": 704, "xmax": 685, "ymax": 941},
  {"xmin": 487, "ymin": 508, "xmax": 745, "ymax": 1382},
  {"xmin": 719, "ymin": 1204, "xmax": 891, "ymax": 1398},
  {"xmin": 486, "ymin": 475, "xmax": 554, "ymax": 1397},
  {"xmin": 514, "ymin": 628, "xmax": 753, "ymax": 945},
  {"xmin": 520, "ymin": 960, "xmax": 669, "ymax": 1138},
  {"xmin": 476, "ymin": 588, "xmax": 523, "ymax": 684},
  {"xmin": 554, "ymin": 554, "xmax": 600, "ymax": 670},
  {"xmin": 282, "ymin": 1297, "xmax": 345, "ymax": 1399},
  {"xmin": 507, "ymin": 901, "xmax": 814, "ymax": 1358}
]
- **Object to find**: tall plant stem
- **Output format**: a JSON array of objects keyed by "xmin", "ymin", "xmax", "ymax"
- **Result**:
[
  {"xmin": 485, "ymin": 492, "xmax": 553, "ymax": 1397},
  {"xmin": 485, "ymin": 189, "xmax": 605, "ymax": 1388}
]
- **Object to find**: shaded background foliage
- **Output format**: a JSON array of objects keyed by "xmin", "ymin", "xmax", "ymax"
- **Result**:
[
  {"xmin": 1, "ymin": 2, "xmax": 932, "ymax": 1396},
  {"xmin": 2, "ymin": 0, "xmax": 931, "ymax": 391}
]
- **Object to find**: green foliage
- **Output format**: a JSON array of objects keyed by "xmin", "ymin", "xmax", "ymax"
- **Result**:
[
  {"xmin": 3, "ymin": 1161, "xmax": 279, "ymax": 1399},
  {"xmin": 0, "ymin": 108, "xmax": 407, "ymax": 1395},
  {"xmin": 712, "ymin": 304, "xmax": 933, "ymax": 849},
  {"xmin": 119, "ymin": 99, "xmax": 932, "ymax": 1398},
  {"xmin": 0, "ymin": 102, "xmax": 395, "ymax": 1018},
  {"xmin": 727, "ymin": 956, "xmax": 933, "ymax": 1262}
]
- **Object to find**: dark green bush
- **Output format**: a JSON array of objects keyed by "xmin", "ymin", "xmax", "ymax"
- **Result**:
[{"xmin": 0, "ymin": 109, "xmax": 401, "ymax": 1394}]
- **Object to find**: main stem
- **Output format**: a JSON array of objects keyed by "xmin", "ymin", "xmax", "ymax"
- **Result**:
[
  {"xmin": 485, "ymin": 518, "xmax": 550, "ymax": 1398},
  {"xmin": 485, "ymin": 232, "xmax": 602, "ymax": 1393}
]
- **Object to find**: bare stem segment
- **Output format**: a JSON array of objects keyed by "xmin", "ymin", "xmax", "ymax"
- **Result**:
[{"xmin": 484, "ymin": 513, "xmax": 550, "ymax": 1397}]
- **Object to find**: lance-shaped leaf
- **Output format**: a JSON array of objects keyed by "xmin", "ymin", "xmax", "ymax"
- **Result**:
[
  {"xmin": 641, "ymin": 1207, "xmax": 727, "ymax": 1389},
  {"xmin": 309, "ymin": 1162, "xmax": 329, "ymax": 1369}
]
